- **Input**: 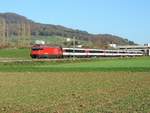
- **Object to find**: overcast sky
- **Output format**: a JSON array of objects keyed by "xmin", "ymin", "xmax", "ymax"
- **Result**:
[{"xmin": 0, "ymin": 0, "xmax": 150, "ymax": 44}]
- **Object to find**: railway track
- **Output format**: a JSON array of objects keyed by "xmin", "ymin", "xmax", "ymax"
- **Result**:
[
  {"xmin": 0, "ymin": 58, "xmax": 32, "ymax": 63},
  {"xmin": 0, "ymin": 58, "xmax": 76, "ymax": 63},
  {"xmin": 0, "ymin": 57, "xmax": 134, "ymax": 63}
]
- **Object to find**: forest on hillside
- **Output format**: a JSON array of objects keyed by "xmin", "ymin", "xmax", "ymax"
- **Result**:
[{"xmin": 0, "ymin": 13, "xmax": 135, "ymax": 48}]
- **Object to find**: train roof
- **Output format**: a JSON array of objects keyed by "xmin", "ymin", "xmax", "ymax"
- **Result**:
[
  {"xmin": 62, "ymin": 47, "xmax": 143, "ymax": 52},
  {"xmin": 32, "ymin": 44, "xmax": 62, "ymax": 48}
]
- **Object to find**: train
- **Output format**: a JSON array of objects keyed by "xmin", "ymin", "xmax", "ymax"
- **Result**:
[{"xmin": 30, "ymin": 44, "xmax": 144, "ymax": 59}]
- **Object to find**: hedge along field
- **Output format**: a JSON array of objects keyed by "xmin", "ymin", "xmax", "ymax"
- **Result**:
[
  {"xmin": 0, "ymin": 72, "xmax": 149, "ymax": 113},
  {"xmin": 0, "ymin": 57, "xmax": 150, "ymax": 72}
]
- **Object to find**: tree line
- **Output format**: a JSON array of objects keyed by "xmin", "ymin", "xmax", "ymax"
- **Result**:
[{"xmin": 0, "ymin": 17, "xmax": 31, "ymax": 48}]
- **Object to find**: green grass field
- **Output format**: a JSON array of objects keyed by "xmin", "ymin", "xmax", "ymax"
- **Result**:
[
  {"xmin": 0, "ymin": 48, "xmax": 150, "ymax": 112},
  {"xmin": 0, "ymin": 57, "xmax": 150, "ymax": 72},
  {"xmin": 0, "ymin": 48, "xmax": 31, "ymax": 59},
  {"xmin": 0, "ymin": 72, "xmax": 149, "ymax": 113}
]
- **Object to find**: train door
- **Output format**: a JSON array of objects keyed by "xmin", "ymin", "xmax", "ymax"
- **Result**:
[
  {"xmin": 85, "ymin": 49, "xmax": 89, "ymax": 58},
  {"xmin": 145, "ymin": 49, "xmax": 150, "ymax": 56}
]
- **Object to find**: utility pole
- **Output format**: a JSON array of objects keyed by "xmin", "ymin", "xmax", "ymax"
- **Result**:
[
  {"xmin": 73, "ymin": 36, "xmax": 75, "ymax": 60},
  {"xmin": 4, "ymin": 23, "xmax": 9, "ymax": 47}
]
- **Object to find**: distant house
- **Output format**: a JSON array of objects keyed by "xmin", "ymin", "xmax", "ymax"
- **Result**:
[{"xmin": 35, "ymin": 40, "xmax": 45, "ymax": 45}]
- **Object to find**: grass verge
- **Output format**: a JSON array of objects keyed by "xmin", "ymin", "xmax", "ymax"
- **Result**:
[{"xmin": 0, "ymin": 57, "xmax": 150, "ymax": 72}]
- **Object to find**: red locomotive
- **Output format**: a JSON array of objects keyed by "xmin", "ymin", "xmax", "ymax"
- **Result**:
[{"xmin": 30, "ymin": 44, "xmax": 63, "ymax": 58}]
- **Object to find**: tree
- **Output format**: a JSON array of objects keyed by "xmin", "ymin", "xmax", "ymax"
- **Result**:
[
  {"xmin": 17, "ymin": 22, "xmax": 31, "ymax": 47},
  {"xmin": 0, "ymin": 17, "xmax": 6, "ymax": 47}
]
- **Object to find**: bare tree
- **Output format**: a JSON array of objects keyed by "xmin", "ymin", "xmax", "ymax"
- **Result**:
[
  {"xmin": 0, "ymin": 17, "xmax": 6, "ymax": 47},
  {"xmin": 25, "ymin": 22, "xmax": 31, "ymax": 47},
  {"xmin": 14, "ymin": 21, "xmax": 31, "ymax": 48}
]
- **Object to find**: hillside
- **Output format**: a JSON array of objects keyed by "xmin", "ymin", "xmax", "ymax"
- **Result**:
[{"xmin": 0, "ymin": 13, "xmax": 135, "ymax": 48}]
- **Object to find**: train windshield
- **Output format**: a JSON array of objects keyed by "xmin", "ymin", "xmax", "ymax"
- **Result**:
[{"xmin": 32, "ymin": 48, "xmax": 43, "ymax": 51}]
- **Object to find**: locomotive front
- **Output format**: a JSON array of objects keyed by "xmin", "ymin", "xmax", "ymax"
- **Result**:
[{"xmin": 30, "ymin": 44, "xmax": 63, "ymax": 58}]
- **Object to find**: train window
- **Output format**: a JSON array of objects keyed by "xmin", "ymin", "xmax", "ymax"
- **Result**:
[
  {"xmin": 89, "ymin": 51, "xmax": 103, "ymax": 53},
  {"xmin": 75, "ymin": 50, "xmax": 85, "ymax": 53},
  {"xmin": 105, "ymin": 51, "xmax": 118, "ymax": 53},
  {"xmin": 119, "ymin": 51, "xmax": 126, "ymax": 53},
  {"xmin": 64, "ymin": 49, "xmax": 85, "ymax": 53},
  {"xmin": 130, "ymin": 52, "xmax": 135, "ymax": 54},
  {"xmin": 32, "ymin": 48, "xmax": 43, "ymax": 51},
  {"xmin": 64, "ymin": 49, "xmax": 73, "ymax": 52}
]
